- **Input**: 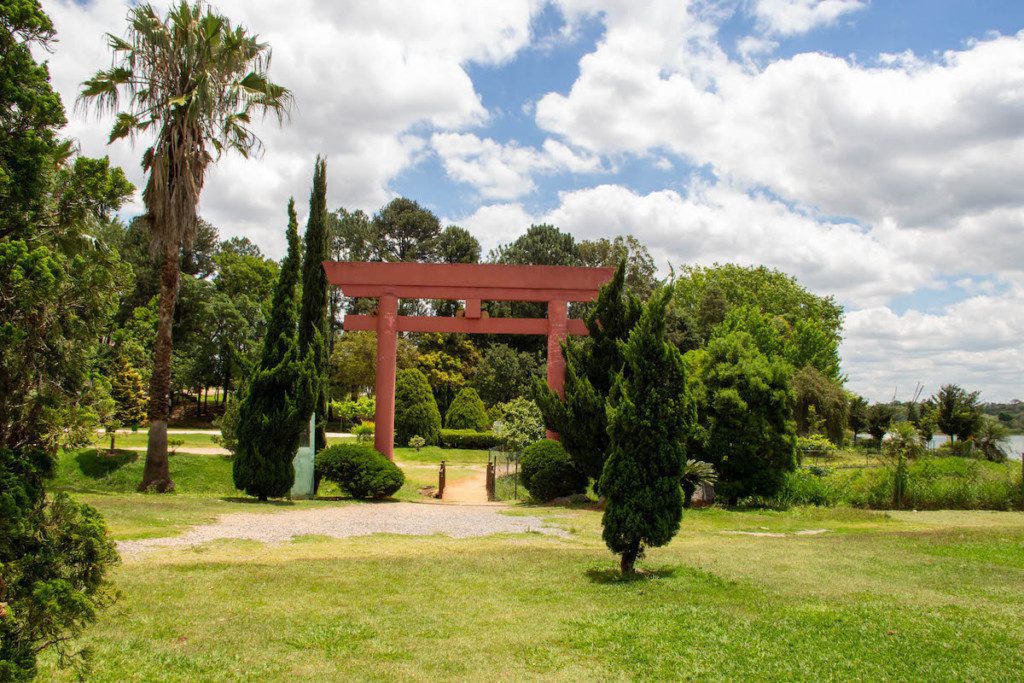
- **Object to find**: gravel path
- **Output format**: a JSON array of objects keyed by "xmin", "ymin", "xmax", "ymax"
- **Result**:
[{"xmin": 118, "ymin": 502, "xmax": 567, "ymax": 556}]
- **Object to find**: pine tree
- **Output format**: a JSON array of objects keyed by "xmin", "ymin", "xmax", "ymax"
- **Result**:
[
  {"xmin": 233, "ymin": 200, "xmax": 311, "ymax": 500},
  {"xmin": 600, "ymin": 287, "xmax": 693, "ymax": 575},
  {"xmin": 297, "ymin": 157, "xmax": 330, "ymax": 452},
  {"xmin": 111, "ymin": 356, "xmax": 148, "ymax": 427},
  {"xmin": 535, "ymin": 260, "xmax": 641, "ymax": 482}
]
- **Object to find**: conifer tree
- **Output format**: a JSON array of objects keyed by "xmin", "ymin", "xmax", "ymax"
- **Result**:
[
  {"xmin": 297, "ymin": 157, "xmax": 330, "ymax": 452},
  {"xmin": 535, "ymin": 261, "xmax": 641, "ymax": 482},
  {"xmin": 233, "ymin": 200, "xmax": 311, "ymax": 500},
  {"xmin": 600, "ymin": 287, "xmax": 693, "ymax": 575},
  {"xmin": 111, "ymin": 356, "xmax": 148, "ymax": 427}
]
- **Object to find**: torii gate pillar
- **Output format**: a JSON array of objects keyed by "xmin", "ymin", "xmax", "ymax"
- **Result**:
[
  {"xmin": 374, "ymin": 294, "xmax": 399, "ymax": 458},
  {"xmin": 324, "ymin": 262, "xmax": 614, "ymax": 460}
]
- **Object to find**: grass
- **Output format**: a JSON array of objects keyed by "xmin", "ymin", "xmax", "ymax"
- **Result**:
[
  {"xmin": 40, "ymin": 449, "xmax": 1024, "ymax": 680},
  {"xmin": 92, "ymin": 430, "xmax": 222, "ymax": 450}
]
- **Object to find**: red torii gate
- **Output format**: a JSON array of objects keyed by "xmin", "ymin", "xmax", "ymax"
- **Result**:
[{"xmin": 323, "ymin": 261, "xmax": 615, "ymax": 459}]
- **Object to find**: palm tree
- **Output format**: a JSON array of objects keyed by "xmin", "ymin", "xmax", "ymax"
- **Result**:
[
  {"xmin": 975, "ymin": 416, "xmax": 1011, "ymax": 462},
  {"xmin": 79, "ymin": 2, "xmax": 290, "ymax": 491}
]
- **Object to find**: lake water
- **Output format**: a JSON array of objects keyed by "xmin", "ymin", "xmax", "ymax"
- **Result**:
[{"xmin": 926, "ymin": 433, "xmax": 1024, "ymax": 460}]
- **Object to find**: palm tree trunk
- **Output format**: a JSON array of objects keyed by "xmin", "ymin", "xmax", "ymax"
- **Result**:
[{"xmin": 139, "ymin": 242, "xmax": 179, "ymax": 492}]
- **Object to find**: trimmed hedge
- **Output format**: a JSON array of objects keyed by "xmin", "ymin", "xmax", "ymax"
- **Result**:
[
  {"xmin": 520, "ymin": 439, "xmax": 587, "ymax": 502},
  {"xmin": 445, "ymin": 388, "xmax": 489, "ymax": 431},
  {"xmin": 440, "ymin": 429, "xmax": 502, "ymax": 449},
  {"xmin": 394, "ymin": 368, "xmax": 441, "ymax": 446},
  {"xmin": 315, "ymin": 444, "xmax": 404, "ymax": 499}
]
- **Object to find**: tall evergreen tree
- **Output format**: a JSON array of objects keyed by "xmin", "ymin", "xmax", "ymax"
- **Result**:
[
  {"xmin": 535, "ymin": 261, "xmax": 641, "ymax": 482},
  {"xmin": 233, "ymin": 200, "xmax": 310, "ymax": 500},
  {"xmin": 297, "ymin": 157, "xmax": 330, "ymax": 452},
  {"xmin": 600, "ymin": 287, "xmax": 693, "ymax": 575}
]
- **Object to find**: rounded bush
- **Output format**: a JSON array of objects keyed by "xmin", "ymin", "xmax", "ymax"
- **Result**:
[
  {"xmin": 315, "ymin": 444, "xmax": 404, "ymax": 499},
  {"xmin": 445, "ymin": 387, "xmax": 489, "ymax": 431},
  {"xmin": 394, "ymin": 368, "xmax": 441, "ymax": 446},
  {"xmin": 520, "ymin": 439, "xmax": 587, "ymax": 502}
]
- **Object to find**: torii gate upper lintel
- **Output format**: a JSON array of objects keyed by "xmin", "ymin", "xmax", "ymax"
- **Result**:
[{"xmin": 323, "ymin": 261, "xmax": 615, "ymax": 459}]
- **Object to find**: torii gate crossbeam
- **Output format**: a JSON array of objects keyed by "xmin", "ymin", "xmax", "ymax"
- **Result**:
[{"xmin": 323, "ymin": 261, "xmax": 614, "ymax": 459}]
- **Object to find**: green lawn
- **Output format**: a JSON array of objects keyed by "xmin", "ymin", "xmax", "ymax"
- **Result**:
[
  {"xmin": 91, "ymin": 430, "xmax": 222, "ymax": 450},
  {"xmin": 39, "ymin": 449, "xmax": 1024, "ymax": 680}
]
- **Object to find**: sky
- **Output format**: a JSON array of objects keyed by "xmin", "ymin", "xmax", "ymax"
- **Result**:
[{"xmin": 41, "ymin": 0, "xmax": 1024, "ymax": 403}]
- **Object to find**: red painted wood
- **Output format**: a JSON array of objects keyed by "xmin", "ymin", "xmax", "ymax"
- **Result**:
[
  {"xmin": 344, "ymin": 314, "xmax": 588, "ymax": 337},
  {"xmin": 465, "ymin": 299, "xmax": 481, "ymax": 319},
  {"xmin": 323, "ymin": 262, "xmax": 614, "ymax": 302},
  {"xmin": 375, "ymin": 295, "xmax": 398, "ymax": 460},
  {"xmin": 546, "ymin": 300, "xmax": 569, "ymax": 440}
]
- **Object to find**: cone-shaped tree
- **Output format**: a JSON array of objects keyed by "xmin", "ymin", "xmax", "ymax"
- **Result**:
[
  {"xmin": 600, "ymin": 287, "xmax": 693, "ymax": 575},
  {"xmin": 444, "ymin": 387, "xmax": 489, "ymax": 431},
  {"xmin": 297, "ymin": 156, "xmax": 330, "ymax": 452},
  {"xmin": 233, "ymin": 200, "xmax": 310, "ymax": 500},
  {"xmin": 111, "ymin": 355, "xmax": 148, "ymax": 427},
  {"xmin": 395, "ymin": 368, "xmax": 442, "ymax": 446},
  {"xmin": 535, "ymin": 260, "xmax": 641, "ymax": 481}
]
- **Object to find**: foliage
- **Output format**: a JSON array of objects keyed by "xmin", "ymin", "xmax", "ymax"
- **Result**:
[
  {"xmin": 491, "ymin": 224, "xmax": 579, "ymax": 266},
  {"xmin": 770, "ymin": 468, "xmax": 838, "ymax": 507},
  {"xmin": 520, "ymin": 439, "xmax": 587, "ymax": 502},
  {"xmin": 394, "ymin": 368, "xmax": 442, "ymax": 446},
  {"xmin": 297, "ymin": 158, "xmax": 330, "ymax": 453},
  {"xmin": 883, "ymin": 421, "xmax": 922, "ymax": 508},
  {"xmin": 933, "ymin": 384, "xmax": 983, "ymax": 442},
  {"xmin": 681, "ymin": 459, "xmax": 718, "ymax": 508},
  {"xmin": 408, "ymin": 436, "xmax": 425, "ymax": 451},
  {"xmin": 792, "ymin": 365, "xmax": 847, "ymax": 444},
  {"xmin": 439, "ymin": 429, "xmax": 502, "ymax": 450},
  {"xmin": 1, "ymin": 448, "xmax": 119, "ymax": 681},
  {"xmin": 974, "ymin": 416, "xmax": 1011, "ymax": 462},
  {"xmin": 370, "ymin": 197, "xmax": 441, "ymax": 263},
  {"xmin": 796, "ymin": 433, "xmax": 837, "ymax": 457},
  {"xmin": 601, "ymin": 287, "xmax": 694, "ymax": 574},
  {"xmin": 671, "ymin": 264, "xmax": 844, "ymax": 373},
  {"xmin": 577, "ymin": 235, "xmax": 657, "ymax": 300},
  {"xmin": 473, "ymin": 344, "xmax": 541, "ymax": 406},
  {"xmin": 847, "ymin": 394, "xmax": 868, "ymax": 441},
  {"xmin": 330, "ymin": 396, "xmax": 375, "ymax": 430},
  {"xmin": 315, "ymin": 444, "xmax": 404, "ymax": 499},
  {"xmin": 233, "ymin": 201, "xmax": 311, "ymax": 500},
  {"xmin": 444, "ymin": 388, "xmax": 489, "ymax": 431},
  {"xmin": 110, "ymin": 356, "xmax": 148, "ymax": 427},
  {"xmin": 353, "ymin": 421, "xmax": 374, "ymax": 444},
  {"xmin": 492, "ymin": 397, "xmax": 545, "ymax": 452},
  {"xmin": 328, "ymin": 330, "xmax": 418, "ymax": 398},
  {"xmin": 689, "ymin": 330, "xmax": 797, "ymax": 504},
  {"xmin": 535, "ymin": 261, "xmax": 642, "ymax": 482},
  {"xmin": 213, "ymin": 394, "xmax": 240, "ymax": 455},
  {"xmin": 866, "ymin": 402, "xmax": 897, "ymax": 443},
  {"xmin": 436, "ymin": 225, "xmax": 481, "ymax": 264},
  {"xmin": 415, "ymin": 333, "xmax": 479, "ymax": 412}
]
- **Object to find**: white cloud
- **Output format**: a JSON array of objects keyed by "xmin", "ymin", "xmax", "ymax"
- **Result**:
[
  {"xmin": 753, "ymin": 0, "xmax": 867, "ymax": 37},
  {"xmin": 431, "ymin": 133, "xmax": 604, "ymax": 199},
  {"xmin": 44, "ymin": 0, "xmax": 541, "ymax": 255},
  {"xmin": 844, "ymin": 285, "xmax": 1024, "ymax": 402}
]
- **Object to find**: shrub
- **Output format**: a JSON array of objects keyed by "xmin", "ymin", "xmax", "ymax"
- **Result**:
[
  {"xmin": 520, "ymin": 439, "xmax": 586, "ymax": 502},
  {"xmin": 439, "ymin": 429, "xmax": 502, "ymax": 449},
  {"xmin": 353, "ymin": 421, "xmax": 374, "ymax": 443},
  {"xmin": 331, "ymin": 396, "xmax": 375, "ymax": 430},
  {"xmin": 772, "ymin": 468, "xmax": 837, "ymax": 507},
  {"xmin": 408, "ymin": 435, "xmax": 425, "ymax": 451},
  {"xmin": 492, "ymin": 397, "xmax": 545, "ymax": 452},
  {"xmin": 394, "ymin": 368, "xmax": 441, "ymax": 446},
  {"xmin": 213, "ymin": 396, "xmax": 241, "ymax": 455},
  {"xmin": 796, "ymin": 433, "xmax": 836, "ymax": 457},
  {"xmin": 315, "ymin": 444, "xmax": 404, "ymax": 499},
  {"xmin": 444, "ymin": 387, "xmax": 489, "ymax": 431}
]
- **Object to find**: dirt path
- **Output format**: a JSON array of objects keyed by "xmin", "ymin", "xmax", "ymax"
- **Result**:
[
  {"xmin": 117, "ymin": 445, "xmax": 231, "ymax": 456},
  {"xmin": 117, "ymin": 502, "xmax": 567, "ymax": 556},
  {"xmin": 442, "ymin": 468, "xmax": 494, "ymax": 504}
]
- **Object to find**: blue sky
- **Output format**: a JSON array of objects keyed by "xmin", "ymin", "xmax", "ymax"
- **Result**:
[{"xmin": 45, "ymin": 0, "xmax": 1024, "ymax": 401}]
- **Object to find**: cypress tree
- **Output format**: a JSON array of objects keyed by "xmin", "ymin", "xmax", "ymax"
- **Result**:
[
  {"xmin": 394, "ymin": 368, "xmax": 442, "ymax": 446},
  {"xmin": 111, "ymin": 355, "xmax": 148, "ymax": 427},
  {"xmin": 535, "ymin": 260, "xmax": 641, "ymax": 482},
  {"xmin": 297, "ymin": 156, "xmax": 330, "ymax": 452},
  {"xmin": 233, "ymin": 200, "xmax": 311, "ymax": 500},
  {"xmin": 444, "ymin": 387, "xmax": 489, "ymax": 431},
  {"xmin": 600, "ymin": 287, "xmax": 693, "ymax": 575}
]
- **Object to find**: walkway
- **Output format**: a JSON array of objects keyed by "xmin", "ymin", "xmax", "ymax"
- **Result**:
[
  {"xmin": 117, "ymin": 502, "xmax": 567, "ymax": 556},
  {"xmin": 441, "ymin": 467, "xmax": 493, "ymax": 504}
]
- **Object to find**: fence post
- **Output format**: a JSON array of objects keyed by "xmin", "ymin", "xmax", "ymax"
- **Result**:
[{"xmin": 438, "ymin": 460, "xmax": 446, "ymax": 499}]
